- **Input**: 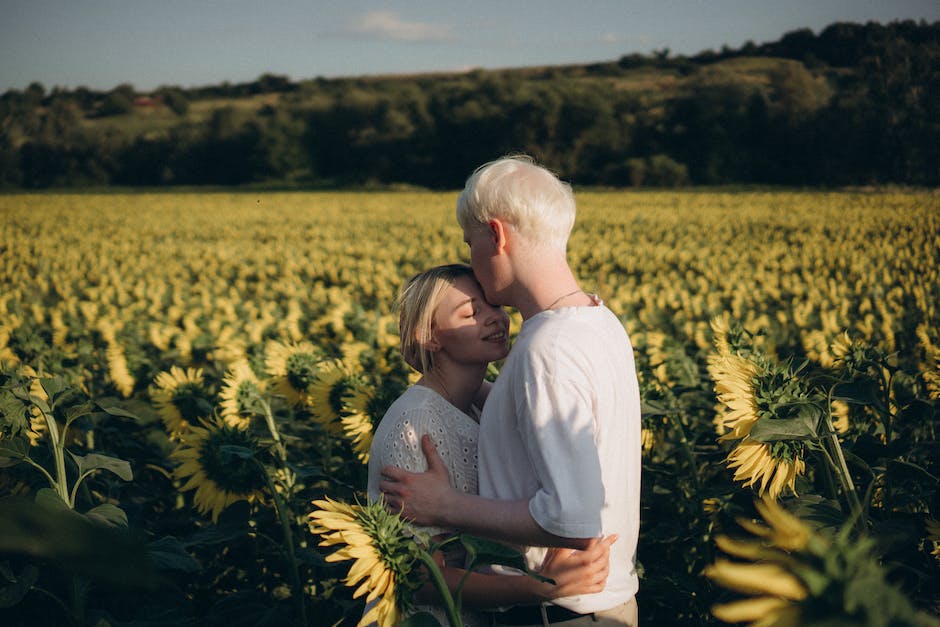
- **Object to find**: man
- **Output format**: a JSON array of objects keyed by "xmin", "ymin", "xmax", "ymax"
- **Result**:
[{"xmin": 381, "ymin": 156, "xmax": 641, "ymax": 626}]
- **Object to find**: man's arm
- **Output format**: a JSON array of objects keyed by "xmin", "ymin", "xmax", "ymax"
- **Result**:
[{"xmin": 379, "ymin": 435, "xmax": 592, "ymax": 550}]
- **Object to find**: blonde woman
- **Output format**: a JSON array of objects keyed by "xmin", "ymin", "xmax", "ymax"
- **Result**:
[{"xmin": 367, "ymin": 264, "xmax": 613, "ymax": 626}]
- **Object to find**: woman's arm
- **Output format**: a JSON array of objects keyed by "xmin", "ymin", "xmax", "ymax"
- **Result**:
[{"xmin": 418, "ymin": 535, "xmax": 615, "ymax": 608}]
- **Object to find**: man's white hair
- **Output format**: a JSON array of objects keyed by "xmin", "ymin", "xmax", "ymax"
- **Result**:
[{"xmin": 456, "ymin": 156, "xmax": 575, "ymax": 251}]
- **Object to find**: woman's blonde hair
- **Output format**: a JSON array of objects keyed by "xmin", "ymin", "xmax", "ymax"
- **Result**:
[{"xmin": 397, "ymin": 264, "xmax": 476, "ymax": 374}]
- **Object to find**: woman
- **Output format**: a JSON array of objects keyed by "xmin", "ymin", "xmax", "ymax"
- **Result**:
[{"xmin": 367, "ymin": 264, "xmax": 612, "ymax": 626}]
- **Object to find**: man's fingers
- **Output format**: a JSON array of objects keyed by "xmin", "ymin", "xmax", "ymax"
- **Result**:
[
  {"xmin": 380, "ymin": 465, "xmax": 406, "ymax": 482},
  {"xmin": 420, "ymin": 434, "xmax": 446, "ymax": 473}
]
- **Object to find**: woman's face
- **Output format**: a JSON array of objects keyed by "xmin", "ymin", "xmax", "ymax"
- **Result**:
[{"xmin": 431, "ymin": 275, "xmax": 510, "ymax": 366}]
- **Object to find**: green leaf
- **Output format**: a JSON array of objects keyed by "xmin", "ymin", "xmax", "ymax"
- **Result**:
[
  {"xmin": 747, "ymin": 415, "xmax": 818, "ymax": 442},
  {"xmin": 85, "ymin": 503, "xmax": 128, "ymax": 528},
  {"xmin": 886, "ymin": 459, "xmax": 939, "ymax": 483},
  {"xmin": 399, "ymin": 612, "xmax": 444, "ymax": 627},
  {"xmin": 147, "ymin": 536, "xmax": 201, "ymax": 573},
  {"xmin": 62, "ymin": 401, "xmax": 96, "ymax": 429},
  {"xmin": 460, "ymin": 535, "xmax": 551, "ymax": 583},
  {"xmin": 832, "ymin": 379, "xmax": 883, "ymax": 408},
  {"xmin": 94, "ymin": 399, "xmax": 143, "ymax": 420},
  {"xmin": 0, "ymin": 437, "xmax": 30, "ymax": 467},
  {"xmin": 35, "ymin": 487, "xmax": 69, "ymax": 510},
  {"xmin": 0, "ymin": 390, "xmax": 30, "ymax": 437},
  {"xmin": 68, "ymin": 451, "xmax": 133, "ymax": 482},
  {"xmin": 0, "ymin": 495, "xmax": 161, "ymax": 588},
  {"xmin": 0, "ymin": 563, "xmax": 39, "ymax": 609},
  {"xmin": 898, "ymin": 400, "xmax": 934, "ymax": 424},
  {"xmin": 640, "ymin": 400, "xmax": 670, "ymax": 417},
  {"xmin": 39, "ymin": 377, "xmax": 69, "ymax": 403}
]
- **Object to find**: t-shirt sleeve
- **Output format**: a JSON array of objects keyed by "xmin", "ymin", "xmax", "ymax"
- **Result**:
[{"xmin": 518, "ymin": 373, "xmax": 604, "ymax": 538}]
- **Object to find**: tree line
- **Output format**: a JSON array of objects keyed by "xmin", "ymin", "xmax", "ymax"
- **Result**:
[{"xmin": 1, "ymin": 20, "xmax": 937, "ymax": 189}]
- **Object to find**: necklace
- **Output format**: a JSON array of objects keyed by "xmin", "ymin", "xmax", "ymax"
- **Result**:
[{"xmin": 545, "ymin": 288, "xmax": 583, "ymax": 310}]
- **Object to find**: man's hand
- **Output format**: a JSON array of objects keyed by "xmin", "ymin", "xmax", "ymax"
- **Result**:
[{"xmin": 380, "ymin": 434, "xmax": 456, "ymax": 526}]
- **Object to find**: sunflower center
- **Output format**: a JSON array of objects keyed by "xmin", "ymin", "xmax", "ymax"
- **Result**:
[
  {"xmin": 172, "ymin": 382, "xmax": 212, "ymax": 421},
  {"xmin": 329, "ymin": 378, "xmax": 352, "ymax": 414},
  {"xmin": 286, "ymin": 353, "xmax": 319, "ymax": 391},
  {"xmin": 235, "ymin": 380, "xmax": 258, "ymax": 413},
  {"xmin": 198, "ymin": 426, "xmax": 267, "ymax": 494}
]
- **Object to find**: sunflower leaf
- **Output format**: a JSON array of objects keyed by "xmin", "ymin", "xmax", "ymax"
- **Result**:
[
  {"xmin": 832, "ymin": 379, "xmax": 884, "ymax": 409},
  {"xmin": 62, "ymin": 401, "xmax": 97, "ymax": 429},
  {"xmin": 147, "ymin": 536, "xmax": 201, "ymax": 573},
  {"xmin": 0, "ymin": 436, "xmax": 30, "ymax": 467},
  {"xmin": 748, "ymin": 415, "xmax": 818, "ymax": 443},
  {"xmin": 0, "ymin": 564, "xmax": 39, "ymax": 609},
  {"xmin": 459, "ymin": 534, "xmax": 552, "ymax": 583},
  {"xmin": 0, "ymin": 495, "xmax": 160, "ymax": 588},
  {"xmin": 68, "ymin": 451, "xmax": 133, "ymax": 482},
  {"xmin": 0, "ymin": 389, "xmax": 30, "ymax": 437},
  {"xmin": 85, "ymin": 503, "xmax": 128, "ymax": 528},
  {"xmin": 399, "ymin": 612, "xmax": 444, "ymax": 627},
  {"xmin": 94, "ymin": 399, "xmax": 143, "ymax": 420}
]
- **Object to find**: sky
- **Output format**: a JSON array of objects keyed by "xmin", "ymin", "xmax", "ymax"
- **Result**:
[{"xmin": 2, "ymin": 0, "xmax": 939, "ymax": 93}]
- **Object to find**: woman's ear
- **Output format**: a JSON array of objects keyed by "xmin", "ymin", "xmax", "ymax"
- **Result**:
[{"xmin": 416, "ymin": 329, "xmax": 441, "ymax": 352}]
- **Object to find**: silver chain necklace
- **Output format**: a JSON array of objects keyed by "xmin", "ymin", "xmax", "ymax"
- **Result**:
[{"xmin": 545, "ymin": 288, "xmax": 583, "ymax": 310}]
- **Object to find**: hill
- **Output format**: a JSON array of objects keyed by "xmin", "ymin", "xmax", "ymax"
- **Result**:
[{"xmin": 1, "ymin": 19, "xmax": 938, "ymax": 188}]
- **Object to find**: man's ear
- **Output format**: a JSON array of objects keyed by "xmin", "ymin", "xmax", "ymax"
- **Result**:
[{"xmin": 488, "ymin": 219, "xmax": 510, "ymax": 253}]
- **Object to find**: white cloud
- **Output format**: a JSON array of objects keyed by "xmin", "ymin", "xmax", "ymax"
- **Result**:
[
  {"xmin": 350, "ymin": 11, "xmax": 454, "ymax": 42},
  {"xmin": 602, "ymin": 33, "xmax": 622, "ymax": 44}
]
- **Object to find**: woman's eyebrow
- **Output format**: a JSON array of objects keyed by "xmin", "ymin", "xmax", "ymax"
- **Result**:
[{"xmin": 451, "ymin": 297, "xmax": 475, "ymax": 312}]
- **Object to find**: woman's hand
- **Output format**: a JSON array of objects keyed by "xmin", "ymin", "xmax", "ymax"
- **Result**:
[{"xmin": 532, "ymin": 535, "xmax": 617, "ymax": 601}]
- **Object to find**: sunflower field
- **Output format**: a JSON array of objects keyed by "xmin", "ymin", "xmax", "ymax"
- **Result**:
[{"xmin": 1, "ymin": 189, "xmax": 938, "ymax": 626}]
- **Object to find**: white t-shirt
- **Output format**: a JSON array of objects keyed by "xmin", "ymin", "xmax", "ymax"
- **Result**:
[
  {"xmin": 478, "ymin": 303, "xmax": 642, "ymax": 614},
  {"xmin": 367, "ymin": 385, "xmax": 489, "ymax": 627}
]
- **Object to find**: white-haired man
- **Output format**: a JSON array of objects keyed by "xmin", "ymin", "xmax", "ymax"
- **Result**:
[{"xmin": 381, "ymin": 156, "xmax": 641, "ymax": 626}]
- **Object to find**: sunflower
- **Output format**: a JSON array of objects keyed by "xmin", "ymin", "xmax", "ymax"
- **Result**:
[
  {"xmin": 171, "ymin": 417, "xmax": 267, "ymax": 523},
  {"xmin": 152, "ymin": 366, "xmax": 211, "ymax": 439},
  {"xmin": 926, "ymin": 518, "xmax": 940, "ymax": 562},
  {"xmin": 707, "ymin": 352, "xmax": 761, "ymax": 439},
  {"xmin": 923, "ymin": 359, "xmax": 940, "ymax": 401},
  {"xmin": 726, "ymin": 440, "xmax": 806, "ymax": 501},
  {"xmin": 219, "ymin": 361, "xmax": 263, "ymax": 429},
  {"xmin": 340, "ymin": 382, "xmax": 379, "ymax": 464},
  {"xmin": 707, "ymin": 497, "xmax": 928, "ymax": 626},
  {"xmin": 830, "ymin": 400, "xmax": 851, "ymax": 434},
  {"xmin": 708, "ymin": 325, "xmax": 809, "ymax": 500},
  {"xmin": 308, "ymin": 497, "xmax": 424, "ymax": 627},
  {"xmin": 264, "ymin": 340, "xmax": 322, "ymax": 406},
  {"xmin": 106, "ymin": 343, "xmax": 135, "ymax": 398},
  {"xmin": 307, "ymin": 359, "xmax": 358, "ymax": 434}
]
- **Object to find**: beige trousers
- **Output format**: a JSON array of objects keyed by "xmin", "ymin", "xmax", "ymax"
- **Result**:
[{"xmin": 492, "ymin": 597, "xmax": 638, "ymax": 627}]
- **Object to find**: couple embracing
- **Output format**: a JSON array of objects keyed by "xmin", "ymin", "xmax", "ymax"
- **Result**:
[{"xmin": 366, "ymin": 156, "xmax": 641, "ymax": 627}]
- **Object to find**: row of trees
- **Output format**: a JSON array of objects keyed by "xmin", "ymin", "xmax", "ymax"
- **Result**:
[{"xmin": 1, "ymin": 20, "xmax": 938, "ymax": 189}]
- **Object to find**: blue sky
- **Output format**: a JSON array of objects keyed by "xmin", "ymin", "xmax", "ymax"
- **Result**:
[{"xmin": 3, "ymin": 0, "xmax": 938, "ymax": 92}]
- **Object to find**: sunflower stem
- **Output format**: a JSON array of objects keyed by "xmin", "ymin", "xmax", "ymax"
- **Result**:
[
  {"xmin": 415, "ymin": 549, "xmax": 464, "ymax": 627},
  {"xmin": 254, "ymin": 392, "xmax": 297, "ymax": 500},
  {"xmin": 39, "ymin": 408, "xmax": 71, "ymax": 506},
  {"xmin": 822, "ymin": 393, "xmax": 866, "ymax": 534},
  {"xmin": 259, "ymin": 461, "xmax": 307, "ymax": 627},
  {"xmin": 823, "ymin": 432, "xmax": 865, "ymax": 534},
  {"xmin": 668, "ymin": 410, "xmax": 702, "ymax": 494}
]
